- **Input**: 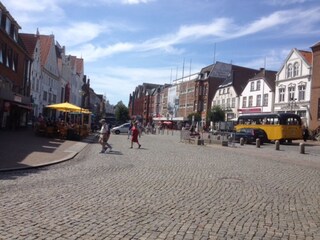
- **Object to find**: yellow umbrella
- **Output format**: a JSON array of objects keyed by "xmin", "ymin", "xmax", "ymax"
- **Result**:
[{"xmin": 46, "ymin": 102, "xmax": 82, "ymax": 112}]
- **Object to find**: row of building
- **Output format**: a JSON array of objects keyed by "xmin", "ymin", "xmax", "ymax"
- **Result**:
[
  {"xmin": 129, "ymin": 45, "xmax": 320, "ymax": 132},
  {"xmin": 0, "ymin": 2, "xmax": 113, "ymax": 130}
]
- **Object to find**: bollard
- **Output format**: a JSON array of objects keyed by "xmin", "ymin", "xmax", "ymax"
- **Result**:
[
  {"xmin": 240, "ymin": 137, "xmax": 244, "ymax": 146},
  {"xmin": 256, "ymin": 138, "xmax": 260, "ymax": 148},
  {"xmin": 299, "ymin": 142, "xmax": 305, "ymax": 154},
  {"xmin": 275, "ymin": 140, "xmax": 280, "ymax": 150},
  {"xmin": 208, "ymin": 134, "xmax": 211, "ymax": 144},
  {"xmin": 222, "ymin": 140, "xmax": 228, "ymax": 147}
]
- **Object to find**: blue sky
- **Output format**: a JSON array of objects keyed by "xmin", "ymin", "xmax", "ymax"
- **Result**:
[{"xmin": 2, "ymin": 0, "xmax": 320, "ymax": 105}]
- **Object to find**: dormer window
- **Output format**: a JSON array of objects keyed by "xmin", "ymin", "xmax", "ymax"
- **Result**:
[
  {"xmin": 293, "ymin": 62, "xmax": 299, "ymax": 77},
  {"xmin": 287, "ymin": 64, "xmax": 293, "ymax": 78},
  {"xmin": 5, "ymin": 17, "xmax": 11, "ymax": 34},
  {"xmin": 0, "ymin": 9, "xmax": 2, "ymax": 26}
]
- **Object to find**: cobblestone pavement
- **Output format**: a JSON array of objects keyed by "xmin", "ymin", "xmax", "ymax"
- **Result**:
[{"xmin": 1, "ymin": 132, "xmax": 320, "ymax": 240}]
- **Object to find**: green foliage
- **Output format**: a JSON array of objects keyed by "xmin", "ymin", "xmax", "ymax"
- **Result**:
[
  {"xmin": 207, "ymin": 106, "xmax": 225, "ymax": 123},
  {"xmin": 114, "ymin": 101, "xmax": 129, "ymax": 123},
  {"xmin": 187, "ymin": 112, "xmax": 201, "ymax": 122}
]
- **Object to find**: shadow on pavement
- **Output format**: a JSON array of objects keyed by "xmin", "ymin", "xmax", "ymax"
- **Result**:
[{"xmin": 0, "ymin": 128, "xmax": 96, "ymax": 178}]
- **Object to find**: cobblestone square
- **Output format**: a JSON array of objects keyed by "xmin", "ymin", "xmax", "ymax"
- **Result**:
[{"xmin": 1, "ymin": 133, "xmax": 320, "ymax": 239}]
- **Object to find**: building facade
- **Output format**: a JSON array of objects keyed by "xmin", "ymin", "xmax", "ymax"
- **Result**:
[
  {"xmin": 238, "ymin": 69, "xmax": 276, "ymax": 115},
  {"xmin": 310, "ymin": 42, "xmax": 320, "ymax": 131},
  {"xmin": 274, "ymin": 48, "xmax": 312, "ymax": 126},
  {"xmin": 0, "ymin": 3, "xmax": 32, "ymax": 129}
]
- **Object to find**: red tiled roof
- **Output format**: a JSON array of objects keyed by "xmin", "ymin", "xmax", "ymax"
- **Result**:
[
  {"xmin": 19, "ymin": 33, "xmax": 38, "ymax": 58},
  {"xmin": 39, "ymin": 35, "xmax": 54, "ymax": 67},
  {"xmin": 298, "ymin": 50, "xmax": 312, "ymax": 65}
]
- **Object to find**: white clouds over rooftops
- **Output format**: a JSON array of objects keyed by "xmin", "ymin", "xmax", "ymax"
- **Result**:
[
  {"xmin": 66, "ymin": 7, "xmax": 320, "ymax": 62},
  {"xmin": 2, "ymin": 0, "xmax": 319, "ymax": 104}
]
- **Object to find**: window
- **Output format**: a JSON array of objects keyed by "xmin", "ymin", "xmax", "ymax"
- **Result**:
[
  {"xmin": 0, "ymin": 44, "xmax": 3, "ymax": 64},
  {"xmin": 227, "ymin": 98, "xmax": 230, "ymax": 108},
  {"xmin": 13, "ymin": 27, "xmax": 18, "ymax": 42},
  {"xmin": 279, "ymin": 87, "xmax": 285, "ymax": 102},
  {"xmin": 231, "ymin": 98, "xmax": 235, "ymax": 108},
  {"xmin": 256, "ymin": 80, "xmax": 261, "ymax": 91},
  {"xmin": 249, "ymin": 96, "xmax": 253, "ymax": 107},
  {"xmin": 250, "ymin": 82, "xmax": 254, "ymax": 91},
  {"xmin": 5, "ymin": 17, "xmax": 11, "ymax": 34},
  {"xmin": 288, "ymin": 85, "xmax": 295, "ymax": 101},
  {"xmin": 43, "ymin": 91, "xmax": 48, "ymax": 101},
  {"xmin": 263, "ymin": 94, "xmax": 268, "ymax": 106},
  {"xmin": 287, "ymin": 64, "xmax": 293, "ymax": 78},
  {"xmin": 293, "ymin": 62, "xmax": 299, "ymax": 77},
  {"xmin": 318, "ymin": 98, "xmax": 320, "ymax": 119},
  {"xmin": 0, "ymin": 9, "xmax": 2, "ymax": 27},
  {"xmin": 256, "ymin": 94, "xmax": 261, "ymax": 107},
  {"xmin": 242, "ymin": 97, "xmax": 247, "ymax": 108},
  {"xmin": 298, "ymin": 84, "xmax": 305, "ymax": 101}
]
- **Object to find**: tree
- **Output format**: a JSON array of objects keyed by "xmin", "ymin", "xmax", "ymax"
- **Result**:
[
  {"xmin": 114, "ymin": 101, "xmax": 129, "ymax": 123},
  {"xmin": 187, "ymin": 112, "xmax": 201, "ymax": 123},
  {"xmin": 207, "ymin": 106, "xmax": 225, "ymax": 123}
]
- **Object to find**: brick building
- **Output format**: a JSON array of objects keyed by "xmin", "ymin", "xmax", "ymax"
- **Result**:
[
  {"xmin": 0, "ymin": 2, "xmax": 32, "ymax": 129},
  {"xmin": 310, "ymin": 42, "xmax": 320, "ymax": 131}
]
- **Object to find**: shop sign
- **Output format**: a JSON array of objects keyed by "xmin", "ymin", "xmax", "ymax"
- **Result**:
[{"xmin": 14, "ymin": 95, "xmax": 22, "ymax": 103}]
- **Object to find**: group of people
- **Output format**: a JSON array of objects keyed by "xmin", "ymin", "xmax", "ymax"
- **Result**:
[{"xmin": 98, "ymin": 119, "xmax": 141, "ymax": 153}]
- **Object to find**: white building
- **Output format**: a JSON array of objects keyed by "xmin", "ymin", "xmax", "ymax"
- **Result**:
[
  {"xmin": 238, "ymin": 69, "xmax": 277, "ymax": 115},
  {"xmin": 20, "ymin": 32, "xmax": 42, "ymax": 117},
  {"xmin": 212, "ymin": 64, "xmax": 259, "ymax": 120},
  {"xmin": 39, "ymin": 34, "xmax": 60, "ymax": 115},
  {"xmin": 274, "ymin": 48, "xmax": 312, "ymax": 126}
]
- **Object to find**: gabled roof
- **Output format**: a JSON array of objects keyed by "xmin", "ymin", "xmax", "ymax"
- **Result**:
[
  {"xmin": 249, "ymin": 69, "xmax": 277, "ymax": 92},
  {"xmin": 39, "ymin": 35, "xmax": 54, "ymax": 67},
  {"xmin": 311, "ymin": 41, "xmax": 320, "ymax": 48},
  {"xmin": 218, "ymin": 64, "xmax": 259, "ymax": 96},
  {"xmin": 75, "ymin": 58, "xmax": 84, "ymax": 74},
  {"xmin": 298, "ymin": 50, "xmax": 312, "ymax": 65},
  {"xmin": 19, "ymin": 33, "xmax": 38, "ymax": 58},
  {"xmin": 277, "ymin": 48, "xmax": 312, "ymax": 75}
]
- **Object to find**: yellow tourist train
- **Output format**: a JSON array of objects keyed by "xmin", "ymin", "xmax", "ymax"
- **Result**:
[{"xmin": 235, "ymin": 113, "xmax": 303, "ymax": 143}]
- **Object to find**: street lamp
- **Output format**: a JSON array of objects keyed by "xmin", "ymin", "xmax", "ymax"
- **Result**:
[{"xmin": 288, "ymin": 98, "xmax": 298, "ymax": 112}]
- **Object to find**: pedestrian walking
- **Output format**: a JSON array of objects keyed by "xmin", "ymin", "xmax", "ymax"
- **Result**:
[
  {"xmin": 98, "ymin": 119, "xmax": 112, "ymax": 153},
  {"xmin": 303, "ymin": 126, "xmax": 309, "ymax": 142},
  {"xmin": 130, "ymin": 121, "xmax": 141, "ymax": 149},
  {"xmin": 128, "ymin": 121, "xmax": 133, "ymax": 139}
]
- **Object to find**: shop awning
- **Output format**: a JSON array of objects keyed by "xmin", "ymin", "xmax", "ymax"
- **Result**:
[{"xmin": 15, "ymin": 103, "xmax": 33, "ymax": 110}]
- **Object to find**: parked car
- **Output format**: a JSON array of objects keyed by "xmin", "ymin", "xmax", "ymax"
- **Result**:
[
  {"xmin": 231, "ymin": 128, "xmax": 268, "ymax": 144},
  {"xmin": 111, "ymin": 123, "xmax": 131, "ymax": 134}
]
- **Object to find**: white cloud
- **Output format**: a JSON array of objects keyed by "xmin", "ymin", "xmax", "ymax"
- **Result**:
[
  {"xmin": 88, "ymin": 66, "xmax": 172, "ymax": 104},
  {"xmin": 242, "ymin": 49, "xmax": 291, "ymax": 70},
  {"xmin": 69, "ymin": 7, "xmax": 320, "ymax": 63},
  {"xmin": 41, "ymin": 22, "xmax": 107, "ymax": 47},
  {"xmin": 70, "ymin": 42, "xmax": 136, "ymax": 62},
  {"xmin": 121, "ymin": 0, "xmax": 154, "ymax": 4},
  {"xmin": 265, "ymin": 0, "xmax": 307, "ymax": 6}
]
